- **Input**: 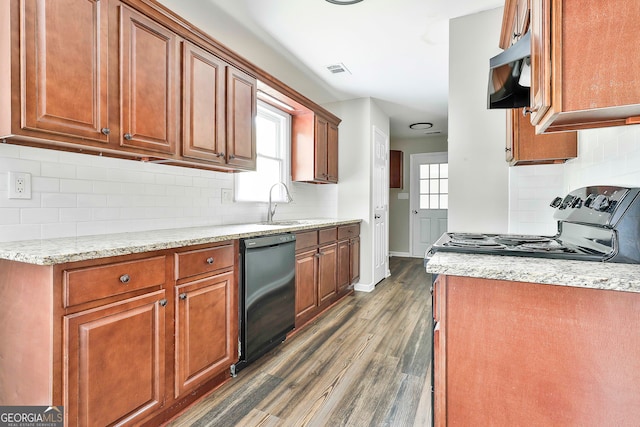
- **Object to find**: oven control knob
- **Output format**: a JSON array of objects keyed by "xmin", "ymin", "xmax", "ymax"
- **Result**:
[
  {"xmin": 570, "ymin": 197, "xmax": 583, "ymax": 208},
  {"xmin": 584, "ymin": 194, "xmax": 596, "ymax": 208},
  {"xmin": 550, "ymin": 197, "xmax": 563, "ymax": 208},
  {"xmin": 591, "ymin": 194, "xmax": 610, "ymax": 211}
]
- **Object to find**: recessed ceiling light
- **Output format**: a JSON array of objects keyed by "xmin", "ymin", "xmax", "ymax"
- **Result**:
[
  {"xmin": 409, "ymin": 122, "xmax": 433, "ymax": 130},
  {"xmin": 325, "ymin": 0, "xmax": 364, "ymax": 5}
]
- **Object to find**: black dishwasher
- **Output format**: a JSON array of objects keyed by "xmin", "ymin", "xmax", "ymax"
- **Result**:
[{"xmin": 234, "ymin": 233, "xmax": 296, "ymax": 374}]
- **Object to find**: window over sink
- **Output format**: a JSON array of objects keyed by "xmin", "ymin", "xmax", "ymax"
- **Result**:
[{"xmin": 235, "ymin": 101, "xmax": 292, "ymax": 203}]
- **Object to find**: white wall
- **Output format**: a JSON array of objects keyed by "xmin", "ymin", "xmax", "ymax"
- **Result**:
[
  {"xmin": 328, "ymin": 97, "xmax": 390, "ymax": 291},
  {"xmin": 448, "ymin": 7, "xmax": 510, "ymax": 233}
]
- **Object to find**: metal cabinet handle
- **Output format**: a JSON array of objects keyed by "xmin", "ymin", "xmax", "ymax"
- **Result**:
[
  {"xmin": 228, "ymin": 154, "xmax": 235, "ymax": 159},
  {"xmin": 119, "ymin": 274, "xmax": 130, "ymax": 284},
  {"xmin": 179, "ymin": 293, "xmax": 187, "ymax": 300},
  {"xmin": 505, "ymin": 147, "xmax": 512, "ymax": 152},
  {"xmin": 218, "ymin": 152, "xmax": 225, "ymax": 157},
  {"xmin": 522, "ymin": 107, "xmax": 538, "ymax": 117},
  {"xmin": 159, "ymin": 299, "xmax": 168, "ymax": 307},
  {"xmin": 101, "ymin": 128, "xmax": 110, "ymax": 135},
  {"xmin": 206, "ymin": 257, "xmax": 214, "ymax": 265},
  {"xmin": 124, "ymin": 133, "xmax": 133, "ymax": 140}
]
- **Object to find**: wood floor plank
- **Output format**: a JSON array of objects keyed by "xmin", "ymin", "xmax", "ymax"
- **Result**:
[{"xmin": 165, "ymin": 257, "xmax": 432, "ymax": 427}]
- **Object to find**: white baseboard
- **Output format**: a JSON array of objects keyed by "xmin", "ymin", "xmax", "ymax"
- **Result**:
[
  {"xmin": 389, "ymin": 251, "xmax": 422, "ymax": 258},
  {"xmin": 354, "ymin": 281, "xmax": 375, "ymax": 293}
]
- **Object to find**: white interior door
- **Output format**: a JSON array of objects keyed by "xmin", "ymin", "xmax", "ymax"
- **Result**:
[
  {"xmin": 373, "ymin": 126, "xmax": 389, "ymax": 284},
  {"xmin": 410, "ymin": 152, "xmax": 448, "ymax": 257}
]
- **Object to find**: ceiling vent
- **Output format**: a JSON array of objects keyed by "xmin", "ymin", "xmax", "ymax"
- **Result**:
[{"xmin": 326, "ymin": 63, "xmax": 351, "ymax": 75}]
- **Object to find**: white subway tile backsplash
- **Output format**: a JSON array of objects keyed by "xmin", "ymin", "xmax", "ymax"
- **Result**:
[{"xmin": 0, "ymin": 146, "xmax": 339, "ymax": 242}]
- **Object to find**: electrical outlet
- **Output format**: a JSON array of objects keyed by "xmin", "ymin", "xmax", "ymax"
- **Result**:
[
  {"xmin": 8, "ymin": 172, "xmax": 32, "ymax": 199},
  {"xmin": 221, "ymin": 188, "xmax": 233, "ymax": 204}
]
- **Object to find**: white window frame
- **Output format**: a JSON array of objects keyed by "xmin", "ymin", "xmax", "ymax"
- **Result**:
[{"xmin": 234, "ymin": 101, "xmax": 292, "ymax": 203}]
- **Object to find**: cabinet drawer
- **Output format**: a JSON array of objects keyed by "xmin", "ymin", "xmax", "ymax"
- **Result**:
[
  {"xmin": 338, "ymin": 224, "xmax": 359, "ymax": 240},
  {"xmin": 64, "ymin": 256, "xmax": 166, "ymax": 307},
  {"xmin": 176, "ymin": 244, "xmax": 234, "ymax": 280},
  {"xmin": 318, "ymin": 227, "xmax": 337, "ymax": 244},
  {"xmin": 295, "ymin": 231, "xmax": 318, "ymax": 251}
]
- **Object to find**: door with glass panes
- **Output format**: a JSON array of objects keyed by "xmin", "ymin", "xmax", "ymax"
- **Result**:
[{"xmin": 410, "ymin": 152, "xmax": 448, "ymax": 257}]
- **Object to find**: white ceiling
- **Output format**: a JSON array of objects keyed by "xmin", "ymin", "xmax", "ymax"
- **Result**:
[{"xmin": 207, "ymin": 0, "xmax": 503, "ymax": 139}]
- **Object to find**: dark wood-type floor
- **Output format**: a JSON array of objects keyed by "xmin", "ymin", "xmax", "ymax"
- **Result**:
[{"xmin": 165, "ymin": 257, "xmax": 433, "ymax": 427}]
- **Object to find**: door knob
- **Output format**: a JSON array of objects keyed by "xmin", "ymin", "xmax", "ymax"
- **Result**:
[
  {"xmin": 374, "ymin": 214, "xmax": 381, "ymax": 219},
  {"xmin": 413, "ymin": 210, "xmax": 418, "ymax": 214}
]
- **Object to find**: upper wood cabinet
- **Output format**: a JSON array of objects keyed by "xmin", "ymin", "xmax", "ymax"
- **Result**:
[
  {"xmin": 526, "ymin": 0, "xmax": 640, "ymax": 133},
  {"xmin": 389, "ymin": 150, "xmax": 403, "ymax": 188},
  {"xmin": 1, "ymin": 0, "xmax": 262, "ymax": 172},
  {"xmin": 181, "ymin": 42, "xmax": 256, "ymax": 170},
  {"xmin": 500, "ymin": 0, "xmax": 577, "ymax": 165},
  {"xmin": 292, "ymin": 113, "xmax": 340, "ymax": 183},
  {"xmin": 506, "ymin": 109, "xmax": 577, "ymax": 165},
  {"xmin": 8, "ymin": 0, "xmax": 110, "ymax": 145},
  {"xmin": 118, "ymin": 3, "xmax": 179, "ymax": 155}
]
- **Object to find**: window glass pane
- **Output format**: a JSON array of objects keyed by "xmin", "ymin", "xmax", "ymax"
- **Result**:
[
  {"xmin": 420, "ymin": 179, "xmax": 429, "ymax": 194},
  {"xmin": 440, "ymin": 178, "xmax": 449, "ymax": 194},
  {"xmin": 440, "ymin": 195, "xmax": 448, "ymax": 209},
  {"xmin": 256, "ymin": 115, "xmax": 278, "ymax": 157},
  {"xmin": 235, "ymin": 157, "xmax": 283, "ymax": 202},
  {"xmin": 429, "ymin": 164, "xmax": 439, "ymax": 179},
  {"xmin": 430, "ymin": 195, "xmax": 439, "ymax": 208},
  {"xmin": 420, "ymin": 195, "xmax": 430, "ymax": 209},
  {"xmin": 440, "ymin": 163, "xmax": 448, "ymax": 178},
  {"xmin": 420, "ymin": 164, "xmax": 429, "ymax": 179},
  {"xmin": 429, "ymin": 179, "xmax": 439, "ymax": 193}
]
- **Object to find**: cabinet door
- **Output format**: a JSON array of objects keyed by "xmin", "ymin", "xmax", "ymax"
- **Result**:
[
  {"xmin": 119, "ymin": 4, "xmax": 178, "ymax": 154},
  {"xmin": 350, "ymin": 237, "xmax": 360, "ymax": 284},
  {"xmin": 295, "ymin": 249, "xmax": 318, "ymax": 326},
  {"xmin": 326, "ymin": 122, "xmax": 339, "ymax": 183},
  {"xmin": 182, "ymin": 41, "xmax": 226, "ymax": 163},
  {"xmin": 64, "ymin": 291, "xmax": 166, "ymax": 426},
  {"xmin": 175, "ymin": 270, "xmax": 237, "ymax": 398},
  {"xmin": 337, "ymin": 240, "xmax": 351, "ymax": 296},
  {"xmin": 226, "ymin": 66, "xmax": 257, "ymax": 170},
  {"xmin": 314, "ymin": 116, "xmax": 329, "ymax": 181},
  {"xmin": 21, "ymin": 0, "xmax": 109, "ymax": 143},
  {"xmin": 317, "ymin": 243, "xmax": 338, "ymax": 307},
  {"xmin": 508, "ymin": 109, "xmax": 577, "ymax": 165},
  {"xmin": 528, "ymin": 0, "xmax": 552, "ymax": 125}
]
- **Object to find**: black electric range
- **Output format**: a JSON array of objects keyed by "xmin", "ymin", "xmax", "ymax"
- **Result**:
[{"xmin": 426, "ymin": 186, "xmax": 640, "ymax": 264}]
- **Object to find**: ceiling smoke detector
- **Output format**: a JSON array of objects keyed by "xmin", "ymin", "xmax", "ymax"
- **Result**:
[{"xmin": 326, "ymin": 63, "xmax": 351, "ymax": 75}]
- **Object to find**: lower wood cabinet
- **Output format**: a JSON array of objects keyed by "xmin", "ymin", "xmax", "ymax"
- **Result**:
[
  {"xmin": 174, "ymin": 270, "xmax": 237, "ymax": 398},
  {"xmin": 294, "ymin": 223, "xmax": 360, "ymax": 329},
  {"xmin": 434, "ymin": 274, "xmax": 640, "ymax": 426},
  {"xmin": 0, "ymin": 240, "xmax": 239, "ymax": 427},
  {"xmin": 64, "ymin": 290, "xmax": 167, "ymax": 426}
]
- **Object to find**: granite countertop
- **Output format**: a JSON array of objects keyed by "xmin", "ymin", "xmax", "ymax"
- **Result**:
[
  {"xmin": 426, "ymin": 252, "xmax": 640, "ymax": 294},
  {"xmin": 0, "ymin": 218, "xmax": 360, "ymax": 266}
]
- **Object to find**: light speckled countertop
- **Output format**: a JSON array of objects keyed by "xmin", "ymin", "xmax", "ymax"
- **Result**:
[
  {"xmin": 426, "ymin": 252, "xmax": 640, "ymax": 294},
  {"xmin": 0, "ymin": 219, "xmax": 360, "ymax": 266}
]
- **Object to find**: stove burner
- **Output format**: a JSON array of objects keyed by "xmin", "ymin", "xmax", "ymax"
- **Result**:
[
  {"xmin": 514, "ymin": 241, "xmax": 575, "ymax": 253},
  {"xmin": 494, "ymin": 235, "xmax": 553, "ymax": 245},
  {"xmin": 444, "ymin": 240, "xmax": 506, "ymax": 249},
  {"xmin": 449, "ymin": 233, "xmax": 488, "ymax": 240}
]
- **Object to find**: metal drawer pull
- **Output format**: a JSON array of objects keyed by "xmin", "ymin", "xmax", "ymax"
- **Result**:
[
  {"xmin": 206, "ymin": 257, "xmax": 214, "ymax": 264},
  {"xmin": 101, "ymin": 128, "xmax": 110, "ymax": 135},
  {"xmin": 159, "ymin": 299, "xmax": 167, "ymax": 307},
  {"xmin": 119, "ymin": 274, "xmax": 131, "ymax": 284},
  {"xmin": 123, "ymin": 133, "xmax": 133, "ymax": 140},
  {"xmin": 179, "ymin": 293, "xmax": 187, "ymax": 300}
]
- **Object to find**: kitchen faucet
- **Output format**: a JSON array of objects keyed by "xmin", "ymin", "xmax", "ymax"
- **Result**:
[{"xmin": 267, "ymin": 182, "xmax": 294, "ymax": 223}]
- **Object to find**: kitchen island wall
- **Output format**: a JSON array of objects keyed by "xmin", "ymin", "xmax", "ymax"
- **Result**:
[{"xmin": 0, "ymin": 144, "xmax": 337, "ymax": 242}]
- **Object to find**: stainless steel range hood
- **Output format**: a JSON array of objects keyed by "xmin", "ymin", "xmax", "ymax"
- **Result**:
[{"xmin": 487, "ymin": 31, "xmax": 531, "ymax": 109}]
